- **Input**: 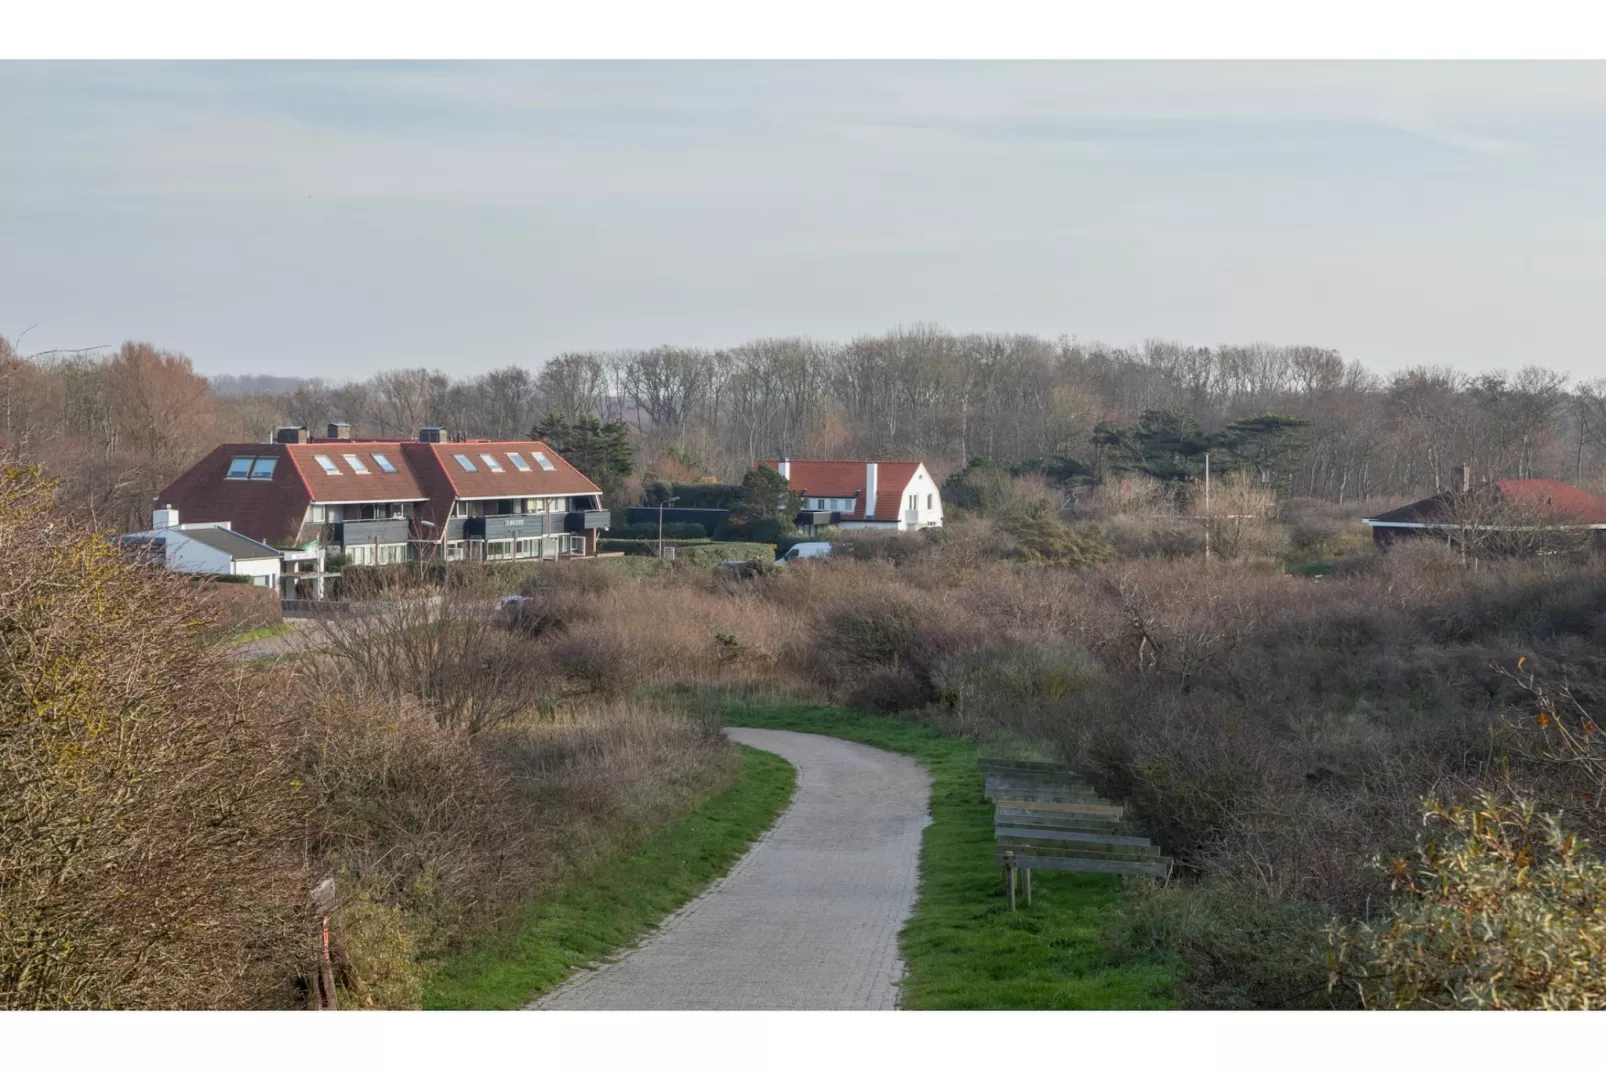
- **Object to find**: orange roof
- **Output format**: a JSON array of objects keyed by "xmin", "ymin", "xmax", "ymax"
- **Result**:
[
  {"xmin": 1366, "ymin": 478, "xmax": 1606, "ymax": 527},
  {"xmin": 412, "ymin": 441, "xmax": 601, "ymax": 500},
  {"xmin": 283, "ymin": 443, "xmax": 428, "ymax": 503},
  {"xmin": 763, "ymin": 459, "xmax": 924, "ymax": 521}
]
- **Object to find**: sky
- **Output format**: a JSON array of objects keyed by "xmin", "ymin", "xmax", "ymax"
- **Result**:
[{"xmin": 3, "ymin": 61, "xmax": 1606, "ymax": 380}]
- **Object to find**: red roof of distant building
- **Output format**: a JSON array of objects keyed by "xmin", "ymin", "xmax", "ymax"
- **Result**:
[
  {"xmin": 1366, "ymin": 478, "xmax": 1606, "ymax": 527},
  {"xmin": 761, "ymin": 459, "xmax": 925, "ymax": 521}
]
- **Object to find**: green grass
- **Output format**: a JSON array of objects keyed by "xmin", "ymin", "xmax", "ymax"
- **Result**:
[
  {"xmin": 421, "ymin": 744, "xmax": 796, "ymax": 1009},
  {"xmin": 223, "ymin": 621, "xmax": 293, "ymax": 644},
  {"xmin": 713, "ymin": 695, "xmax": 1178, "ymax": 1009}
]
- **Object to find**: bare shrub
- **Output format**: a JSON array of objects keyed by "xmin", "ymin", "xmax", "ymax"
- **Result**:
[{"xmin": 0, "ymin": 465, "xmax": 310, "ymax": 1009}]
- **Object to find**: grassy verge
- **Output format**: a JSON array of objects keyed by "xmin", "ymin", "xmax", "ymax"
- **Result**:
[
  {"xmin": 712, "ymin": 695, "xmax": 1178, "ymax": 1009},
  {"xmin": 421, "ymin": 744, "xmax": 796, "ymax": 1009},
  {"xmin": 224, "ymin": 621, "xmax": 293, "ymax": 644}
]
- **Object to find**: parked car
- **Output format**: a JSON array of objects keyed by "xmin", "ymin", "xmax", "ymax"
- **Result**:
[{"xmin": 777, "ymin": 541, "xmax": 834, "ymax": 564}]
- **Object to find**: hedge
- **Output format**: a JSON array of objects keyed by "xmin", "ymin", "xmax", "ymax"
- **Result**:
[
  {"xmin": 598, "ymin": 540, "xmax": 775, "ymax": 566},
  {"xmin": 604, "ymin": 522, "xmax": 712, "ymax": 541}
]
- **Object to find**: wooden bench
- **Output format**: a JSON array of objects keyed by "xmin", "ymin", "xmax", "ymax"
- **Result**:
[{"xmin": 980, "ymin": 758, "xmax": 1172, "ymax": 908}]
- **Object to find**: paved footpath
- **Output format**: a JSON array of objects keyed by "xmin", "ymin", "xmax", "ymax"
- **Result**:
[{"xmin": 531, "ymin": 727, "xmax": 932, "ymax": 1010}]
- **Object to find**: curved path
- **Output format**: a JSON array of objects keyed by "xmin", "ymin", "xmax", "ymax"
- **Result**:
[{"xmin": 532, "ymin": 727, "xmax": 932, "ymax": 1010}]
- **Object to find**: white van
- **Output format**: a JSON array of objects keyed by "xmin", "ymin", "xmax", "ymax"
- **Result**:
[{"xmin": 778, "ymin": 541, "xmax": 834, "ymax": 564}]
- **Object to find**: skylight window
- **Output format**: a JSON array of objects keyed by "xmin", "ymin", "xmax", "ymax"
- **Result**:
[
  {"xmin": 479, "ymin": 453, "xmax": 504, "ymax": 472},
  {"xmin": 454, "ymin": 454, "xmax": 477, "ymax": 472},
  {"xmin": 314, "ymin": 455, "xmax": 341, "ymax": 475},
  {"xmin": 249, "ymin": 457, "xmax": 277, "ymax": 480},
  {"xmin": 226, "ymin": 456, "xmax": 254, "ymax": 479},
  {"xmin": 343, "ymin": 453, "xmax": 369, "ymax": 474},
  {"xmin": 531, "ymin": 451, "xmax": 556, "ymax": 472},
  {"xmin": 506, "ymin": 452, "xmax": 531, "ymax": 472},
  {"xmin": 371, "ymin": 453, "xmax": 397, "ymax": 474}
]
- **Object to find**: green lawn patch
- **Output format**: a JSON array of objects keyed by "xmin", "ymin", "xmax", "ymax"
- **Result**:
[
  {"xmin": 223, "ymin": 621, "xmax": 293, "ymax": 644},
  {"xmin": 421, "ymin": 744, "xmax": 796, "ymax": 1009},
  {"xmin": 712, "ymin": 696, "xmax": 1178, "ymax": 1009}
]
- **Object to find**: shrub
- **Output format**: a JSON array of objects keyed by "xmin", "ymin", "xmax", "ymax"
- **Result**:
[
  {"xmin": 0, "ymin": 465, "xmax": 309, "ymax": 1009},
  {"xmin": 1333, "ymin": 796, "xmax": 1606, "ymax": 1010}
]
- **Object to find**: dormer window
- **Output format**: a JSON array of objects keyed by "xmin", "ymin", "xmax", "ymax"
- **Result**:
[
  {"xmin": 249, "ymin": 457, "xmax": 276, "ymax": 480},
  {"xmin": 227, "ymin": 456, "xmax": 254, "ymax": 479}
]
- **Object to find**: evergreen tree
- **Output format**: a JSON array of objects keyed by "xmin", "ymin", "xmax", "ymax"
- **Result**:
[{"xmin": 531, "ymin": 413, "xmax": 634, "ymax": 498}]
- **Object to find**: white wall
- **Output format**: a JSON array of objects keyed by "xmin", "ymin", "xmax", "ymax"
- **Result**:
[{"xmin": 231, "ymin": 556, "xmax": 283, "ymax": 587}]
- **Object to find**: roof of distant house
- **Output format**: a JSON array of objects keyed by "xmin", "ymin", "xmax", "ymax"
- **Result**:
[
  {"xmin": 1365, "ymin": 479, "xmax": 1606, "ymax": 527},
  {"xmin": 761, "ymin": 459, "xmax": 926, "ymax": 521}
]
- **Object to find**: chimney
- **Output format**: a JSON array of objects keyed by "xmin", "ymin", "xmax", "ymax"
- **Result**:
[
  {"xmin": 777, "ymin": 458, "xmax": 791, "ymax": 480},
  {"xmin": 153, "ymin": 504, "xmax": 179, "ymax": 529},
  {"xmin": 327, "ymin": 422, "xmax": 352, "ymax": 440},
  {"xmin": 1454, "ymin": 464, "xmax": 1471, "ymax": 493},
  {"xmin": 275, "ymin": 426, "xmax": 309, "ymax": 444},
  {"xmin": 864, "ymin": 462, "xmax": 879, "ymax": 519},
  {"xmin": 418, "ymin": 427, "xmax": 445, "ymax": 443}
]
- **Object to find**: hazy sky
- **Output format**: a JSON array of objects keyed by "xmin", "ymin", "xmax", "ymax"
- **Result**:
[{"xmin": 4, "ymin": 61, "xmax": 1605, "ymax": 379}]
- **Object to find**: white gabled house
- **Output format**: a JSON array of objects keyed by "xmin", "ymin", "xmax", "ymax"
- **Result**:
[
  {"xmin": 119, "ymin": 507, "xmax": 287, "ymax": 589},
  {"xmin": 764, "ymin": 458, "xmax": 944, "ymax": 534}
]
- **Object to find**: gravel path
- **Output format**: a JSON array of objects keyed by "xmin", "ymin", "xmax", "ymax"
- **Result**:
[{"xmin": 531, "ymin": 727, "xmax": 932, "ymax": 1010}]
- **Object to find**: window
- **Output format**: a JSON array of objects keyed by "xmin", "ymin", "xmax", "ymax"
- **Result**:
[
  {"xmin": 815, "ymin": 499, "xmax": 825, "ymax": 510},
  {"xmin": 377, "ymin": 544, "xmax": 407, "ymax": 566},
  {"xmin": 451, "ymin": 500, "xmax": 467, "ymax": 518},
  {"xmin": 453, "ymin": 454, "xmax": 477, "ymax": 472},
  {"xmin": 346, "ymin": 544, "xmax": 374, "ymax": 565},
  {"xmin": 371, "ymin": 453, "xmax": 398, "ymax": 473},
  {"xmin": 531, "ymin": 451, "xmax": 556, "ymax": 472},
  {"xmin": 314, "ymin": 455, "xmax": 341, "ymax": 475},
  {"xmin": 308, "ymin": 504, "xmax": 328, "ymax": 524},
  {"xmin": 567, "ymin": 535, "xmax": 586, "ymax": 555},
  {"xmin": 516, "ymin": 538, "xmax": 539, "ymax": 558},
  {"xmin": 249, "ymin": 456, "xmax": 277, "ymax": 480},
  {"xmin": 908, "ymin": 493, "xmax": 918, "ymax": 510},
  {"xmin": 445, "ymin": 541, "xmax": 465, "ymax": 561},
  {"xmin": 486, "ymin": 540, "xmax": 514, "ymax": 561},
  {"xmin": 479, "ymin": 453, "xmax": 504, "ymax": 472},
  {"xmin": 507, "ymin": 452, "xmax": 532, "ymax": 471},
  {"xmin": 343, "ymin": 453, "xmax": 369, "ymax": 474},
  {"xmin": 927, "ymin": 494, "xmax": 933, "ymax": 509},
  {"xmin": 226, "ymin": 456, "xmax": 254, "ymax": 479}
]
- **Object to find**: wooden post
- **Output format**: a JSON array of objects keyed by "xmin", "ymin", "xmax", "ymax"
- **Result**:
[
  {"xmin": 1005, "ymin": 851, "xmax": 1017, "ymax": 911},
  {"xmin": 310, "ymin": 876, "xmax": 338, "ymax": 1010},
  {"xmin": 1024, "ymin": 866, "xmax": 1032, "ymax": 907}
]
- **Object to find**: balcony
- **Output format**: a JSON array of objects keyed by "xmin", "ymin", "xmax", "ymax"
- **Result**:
[
  {"xmin": 332, "ymin": 518, "xmax": 411, "ymax": 546},
  {"xmin": 564, "ymin": 509, "xmax": 610, "ymax": 532},
  {"xmin": 795, "ymin": 509, "xmax": 837, "ymax": 528},
  {"xmin": 466, "ymin": 513, "xmax": 555, "ymax": 540}
]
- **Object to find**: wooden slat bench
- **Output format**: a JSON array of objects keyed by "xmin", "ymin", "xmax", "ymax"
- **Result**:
[{"xmin": 982, "ymin": 758, "xmax": 1172, "ymax": 908}]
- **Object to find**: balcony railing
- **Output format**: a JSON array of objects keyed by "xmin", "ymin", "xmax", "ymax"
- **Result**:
[
  {"xmin": 332, "ymin": 518, "xmax": 412, "ymax": 545},
  {"xmin": 466, "ymin": 513, "xmax": 556, "ymax": 540},
  {"xmin": 564, "ymin": 509, "xmax": 610, "ymax": 532}
]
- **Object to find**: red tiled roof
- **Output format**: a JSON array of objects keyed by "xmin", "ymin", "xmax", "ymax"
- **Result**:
[
  {"xmin": 153, "ymin": 437, "xmax": 604, "ymax": 545},
  {"xmin": 1366, "ymin": 478, "xmax": 1606, "ymax": 527},
  {"xmin": 411, "ymin": 441, "xmax": 602, "ymax": 501},
  {"xmin": 152, "ymin": 444, "xmax": 312, "ymax": 545},
  {"xmin": 762, "ymin": 459, "xmax": 925, "ymax": 521},
  {"xmin": 282, "ymin": 443, "xmax": 428, "ymax": 504}
]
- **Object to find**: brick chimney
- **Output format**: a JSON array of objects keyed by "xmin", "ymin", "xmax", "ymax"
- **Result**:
[
  {"xmin": 777, "ymin": 458, "xmax": 791, "ymax": 480},
  {"xmin": 275, "ymin": 426, "xmax": 309, "ymax": 444},
  {"xmin": 327, "ymin": 422, "xmax": 352, "ymax": 440}
]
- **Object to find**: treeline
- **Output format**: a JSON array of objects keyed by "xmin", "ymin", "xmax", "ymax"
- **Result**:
[{"xmin": 6, "ymin": 327, "xmax": 1606, "ymax": 527}]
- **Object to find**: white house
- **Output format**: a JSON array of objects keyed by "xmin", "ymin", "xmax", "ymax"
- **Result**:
[
  {"xmin": 766, "ymin": 459, "xmax": 944, "ymax": 533},
  {"xmin": 120, "ymin": 507, "xmax": 285, "ymax": 589}
]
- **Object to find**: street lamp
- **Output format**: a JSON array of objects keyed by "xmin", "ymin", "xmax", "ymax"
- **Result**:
[{"xmin": 658, "ymin": 496, "xmax": 680, "ymax": 559}]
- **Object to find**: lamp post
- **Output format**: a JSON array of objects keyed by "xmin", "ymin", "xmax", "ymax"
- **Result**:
[{"xmin": 658, "ymin": 496, "xmax": 680, "ymax": 559}]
